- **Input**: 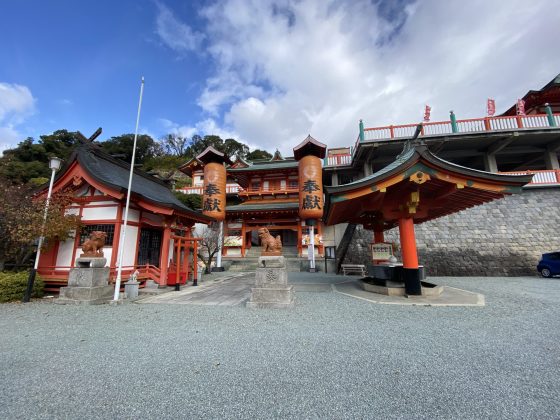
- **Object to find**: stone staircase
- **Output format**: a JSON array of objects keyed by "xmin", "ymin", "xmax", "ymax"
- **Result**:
[{"xmin": 224, "ymin": 247, "xmax": 323, "ymax": 272}]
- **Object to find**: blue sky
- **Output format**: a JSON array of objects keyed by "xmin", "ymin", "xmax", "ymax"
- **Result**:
[{"xmin": 1, "ymin": 0, "xmax": 559, "ymax": 155}]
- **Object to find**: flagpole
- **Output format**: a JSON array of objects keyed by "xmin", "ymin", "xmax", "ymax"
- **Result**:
[{"xmin": 113, "ymin": 77, "xmax": 145, "ymax": 301}]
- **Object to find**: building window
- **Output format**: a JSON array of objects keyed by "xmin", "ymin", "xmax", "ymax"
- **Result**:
[
  {"xmin": 80, "ymin": 224, "xmax": 115, "ymax": 246},
  {"xmin": 289, "ymin": 180, "xmax": 298, "ymax": 189}
]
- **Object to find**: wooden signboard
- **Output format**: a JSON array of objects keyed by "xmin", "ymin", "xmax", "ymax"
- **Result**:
[{"xmin": 371, "ymin": 242, "xmax": 393, "ymax": 261}]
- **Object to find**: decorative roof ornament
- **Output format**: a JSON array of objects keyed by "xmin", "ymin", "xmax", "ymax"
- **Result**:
[
  {"xmin": 270, "ymin": 149, "xmax": 284, "ymax": 161},
  {"xmin": 293, "ymin": 134, "xmax": 327, "ymax": 160}
]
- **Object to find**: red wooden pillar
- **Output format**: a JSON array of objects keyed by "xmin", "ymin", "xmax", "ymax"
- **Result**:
[
  {"xmin": 175, "ymin": 237, "xmax": 181, "ymax": 286},
  {"xmin": 185, "ymin": 229, "xmax": 191, "ymax": 283},
  {"xmin": 373, "ymin": 230, "xmax": 384, "ymax": 243},
  {"xmin": 398, "ymin": 217, "xmax": 421, "ymax": 295},
  {"xmin": 193, "ymin": 240, "xmax": 199, "ymax": 286},
  {"xmin": 241, "ymin": 221, "xmax": 246, "ymax": 257},
  {"xmin": 159, "ymin": 226, "xmax": 172, "ymax": 286},
  {"xmin": 297, "ymin": 222, "xmax": 302, "ymax": 257}
]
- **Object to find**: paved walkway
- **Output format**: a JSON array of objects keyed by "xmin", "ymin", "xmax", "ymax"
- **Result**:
[
  {"xmin": 2, "ymin": 275, "xmax": 558, "ymax": 419},
  {"xmin": 138, "ymin": 271, "xmax": 484, "ymax": 307}
]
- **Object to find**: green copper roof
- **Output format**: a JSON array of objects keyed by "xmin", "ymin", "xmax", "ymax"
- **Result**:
[
  {"xmin": 228, "ymin": 160, "xmax": 299, "ymax": 172},
  {"xmin": 226, "ymin": 201, "xmax": 299, "ymax": 212}
]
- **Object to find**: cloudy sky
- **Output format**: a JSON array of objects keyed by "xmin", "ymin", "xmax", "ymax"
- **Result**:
[{"xmin": 1, "ymin": 0, "xmax": 559, "ymax": 155}]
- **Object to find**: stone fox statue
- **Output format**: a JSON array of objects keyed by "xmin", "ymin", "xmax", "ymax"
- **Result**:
[
  {"xmin": 81, "ymin": 231, "xmax": 107, "ymax": 257},
  {"xmin": 258, "ymin": 228, "xmax": 282, "ymax": 253}
]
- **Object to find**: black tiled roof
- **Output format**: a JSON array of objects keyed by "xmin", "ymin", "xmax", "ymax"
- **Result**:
[{"xmin": 63, "ymin": 144, "xmax": 213, "ymax": 222}]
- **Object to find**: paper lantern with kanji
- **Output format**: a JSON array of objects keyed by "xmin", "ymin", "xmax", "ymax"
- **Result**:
[
  {"xmin": 298, "ymin": 155, "xmax": 324, "ymax": 220},
  {"xmin": 202, "ymin": 162, "xmax": 226, "ymax": 221}
]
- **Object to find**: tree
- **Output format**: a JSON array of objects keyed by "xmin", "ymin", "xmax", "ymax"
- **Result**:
[
  {"xmin": 0, "ymin": 130, "xmax": 81, "ymax": 185},
  {"xmin": 246, "ymin": 149, "xmax": 273, "ymax": 161},
  {"xmin": 194, "ymin": 223, "xmax": 221, "ymax": 274},
  {"xmin": 100, "ymin": 134, "xmax": 162, "ymax": 164},
  {"xmin": 223, "ymin": 138, "xmax": 249, "ymax": 159},
  {"xmin": 0, "ymin": 178, "xmax": 81, "ymax": 270},
  {"xmin": 160, "ymin": 134, "xmax": 189, "ymax": 156},
  {"xmin": 173, "ymin": 192, "xmax": 202, "ymax": 211}
]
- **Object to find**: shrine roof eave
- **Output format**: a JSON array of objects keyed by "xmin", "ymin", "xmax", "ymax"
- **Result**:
[
  {"xmin": 293, "ymin": 135, "xmax": 327, "ymax": 160},
  {"xmin": 324, "ymin": 144, "xmax": 533, "ymax": 227},
  {"xmin": 178, "ymin": 157, "xmax": 203, "ymax": 177},
  {"xmin": 325, "ymin": 145, "xmax": 533, "ymax": 195},
  {"xmin": 196, "ymin": 146, "xmax": 232, "ymax": 165},
  {"xmin": 502, "ymin": 73, "xmax": 560, "ymax": 115},
  {"xmin": 48, "ymin": 145, "xmax": 214, "ymax": 224}
]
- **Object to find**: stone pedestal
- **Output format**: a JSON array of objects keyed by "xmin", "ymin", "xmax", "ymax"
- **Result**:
[
  {"xmin": 56, "ymin": 258, "xmax": 113, "ymax": 305},
  {"xmin": 124, "ymin": 281, "xmax": 140, "ymax": 299},
  {"xmin": 247, "ymin": 256, "xmax": 295, "ymax": 309}
]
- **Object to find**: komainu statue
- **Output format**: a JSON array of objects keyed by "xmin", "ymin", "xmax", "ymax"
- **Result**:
[
  {"xmin": 258, "ymin": 228, "xmax": 282, "ymax": 255},
  {"xmin": 80, "ymin": 231, "xmax": 107, "ymax": 257}
]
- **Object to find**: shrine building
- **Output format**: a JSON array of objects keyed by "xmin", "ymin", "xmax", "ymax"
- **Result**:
[
  {"xmin": 37, "ymin": 74, "xmax": 560, "ymax": 291},
  {"xmin": 37, "ymin": 142, "xmax": 212, "ymax": 292}
]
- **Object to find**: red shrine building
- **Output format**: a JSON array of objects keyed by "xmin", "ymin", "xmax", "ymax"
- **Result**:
[
  {"xmin": 179, "ymin": 139, "xmax": 327, "ymax": 260},
  {"xmin": 38, "ymin": 143, "xmax": 212, "ymax": 292},
  {"xmin": 37, "ymin": 73, "xmax": 560, "ymax": 291}
]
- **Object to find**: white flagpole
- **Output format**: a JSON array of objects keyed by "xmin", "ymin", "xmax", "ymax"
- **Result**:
[{"xmin": 113, "ymin": 77, "xmax": 145, "ymax": 301}]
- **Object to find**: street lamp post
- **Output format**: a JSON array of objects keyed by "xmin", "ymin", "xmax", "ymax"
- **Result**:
[{"xmin": 23, "ymin": 156, "xmax": 63, "ymax": 303}]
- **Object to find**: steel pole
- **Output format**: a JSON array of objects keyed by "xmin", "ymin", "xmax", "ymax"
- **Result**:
[{"xmin": 113, "ymin": 77, "xmax": 145, "ymax": 301}]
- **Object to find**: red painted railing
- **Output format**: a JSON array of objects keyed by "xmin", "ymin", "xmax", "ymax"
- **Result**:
[
  {"xmin": 38, "ymin": 264, "xmax": 162, "ymax": 285},
  {"xmin": 326, "ymin": 154, "xmax": 352, "ymax": 166},
  {"xmin": 177, "ymin": 184, "xmax": 242, "ymax": 195},
  {"xmin": 501, "ymin": 169, "xmax": 560, "ymax": 185},
  {"xmin": 344, "ymin": 113, "xmax": 560, "ymax": 162},
  {"xmin": 238, "ymin": 186, "xmax": 299, "ymax": 195}
]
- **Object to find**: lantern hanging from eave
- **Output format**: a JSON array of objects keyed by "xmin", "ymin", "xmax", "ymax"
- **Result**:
[
  {"xmin": 293, "ymin": 135, "xmax": 327, "ymax": 221},
  {"xmin": 202, "ymin": 162, "xmax": 226, "ymax": 221},
  {"xmin": 298, "ymin": 155, "xmax": 324, "ymax": 220},
  {"xmin": 196, "ymin": 146, "xmax": 232, "ymax": 222}
]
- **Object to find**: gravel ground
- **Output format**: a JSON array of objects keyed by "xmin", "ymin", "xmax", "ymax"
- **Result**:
[{"xmin": 1, "ymin": 276, "xmax": 559, "ymax": 419}]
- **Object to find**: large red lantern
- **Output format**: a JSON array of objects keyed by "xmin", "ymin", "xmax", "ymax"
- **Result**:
[
  {"xmin": 293, "ymin": 135, "xmax": 327, "ymax": 222},
  {"xmin": 202, "ymin": 162, "xmax": 226, "ymax": 221},
  {"xmin": 298, "ymin": 155, "xmax": 324, "ymax": 220},
  {"xmin": 196, "ymin": 147, "xmax": 231, "ymax": 222}
]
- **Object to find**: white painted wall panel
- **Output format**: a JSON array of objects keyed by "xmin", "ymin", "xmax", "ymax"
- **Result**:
[
  {"xmin": 124, "ymin": 209, "xmax": 140, "ymax": 223},
  {"xmin": 82, "ymin": 206, "xmax": 117, "ymax": 220},
  {"xmin": 86, "ymin": 201, "xmax": 117, "ymax": 206},
  {"xmin": 121, "ymin": 225, "xmax": 139, "ymax": 267},
  {"xmin": 102, "ymin": 248, "xmax": 112, "ymax": 267},
  {"xmin": 55, "ymin": 239, "xmax": 75, "ymax": 267}
]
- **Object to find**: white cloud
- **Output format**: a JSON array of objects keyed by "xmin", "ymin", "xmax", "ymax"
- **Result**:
[
  {"xmin": 0, "ymin": 82, "xmax": 36, "ymax": 153},
  {"xmin": 157, "ymin": 0, "xmax": 560, "ymax": 154},
  {"xmin": 155, "ymin": 2, "xmax": 204, "ymax": 54},
  {"xmin": 158, "ymin": 117, "xmax": 245, "ymax": 145}
]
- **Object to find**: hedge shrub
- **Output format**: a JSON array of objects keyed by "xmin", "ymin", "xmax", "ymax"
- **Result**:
[{"xmin": 0, "ymin": 272, "xmax": 44, "ymax": 303}]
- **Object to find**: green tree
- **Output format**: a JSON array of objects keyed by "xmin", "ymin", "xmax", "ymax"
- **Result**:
[
  {"xmin": 0, "ymin": 177, "xmax": 81, "ymax": 270},
  {"xmin": 100, "ymin": 134, "xmax": 162, "ymax": 164},
  {"xmin": 159, "ymin": 134, "xmax": 189, "ymax": 156},
  {"xmin": 0, "ymin": 130, "xmax": 81, "ymax": 184},
  {"xmin": 246, "ymin": 149, "xmax": 273, "ymax": 161},
  {"xmin": 173, "ymin": 192, "xmax": 202, "ymax": 211}
]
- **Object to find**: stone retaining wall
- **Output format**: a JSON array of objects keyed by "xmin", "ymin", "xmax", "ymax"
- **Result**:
[{"xmin": 343, "ymin": 187, "xmax": 560, "ymax": 276}]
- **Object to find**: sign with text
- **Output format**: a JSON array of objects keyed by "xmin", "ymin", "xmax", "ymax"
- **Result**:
[
  {"xmin": 487, "ymin": 98, "xmax": 496, "ymax": 116},
  {"xmin": 224, "ymin": 236, "xmax": 242, "ymax": 247},
  {"xmin": 371, "ymin": 242, "xmax": 393, "ymax": 261}
]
